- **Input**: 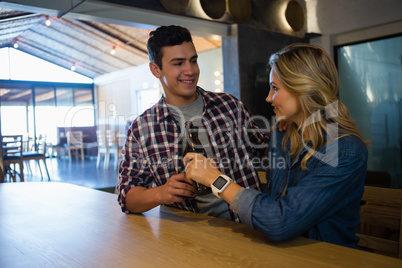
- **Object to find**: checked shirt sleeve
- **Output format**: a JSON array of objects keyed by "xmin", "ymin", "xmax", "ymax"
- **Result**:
[{"xmin": 117, "ymin": 124, "xmax": 154, "ymax": 213}]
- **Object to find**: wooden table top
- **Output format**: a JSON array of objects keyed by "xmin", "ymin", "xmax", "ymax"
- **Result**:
[{"xmin": 1, "ymin": 182, "xmax": 401, "ymax": 267}]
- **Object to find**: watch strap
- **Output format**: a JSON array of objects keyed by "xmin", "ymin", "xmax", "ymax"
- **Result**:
[{"xmin": 211, "ymin": 175, "xmax": 231, "ymax": 198}]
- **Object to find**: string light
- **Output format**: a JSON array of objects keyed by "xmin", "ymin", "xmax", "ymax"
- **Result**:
[
  {"xmin": 45, "ymin": 16, "xmax": 51, "ymax": 26},
  {"xmin": 214, "ymin": 70, "xmax": 223, "ymax": 92},
  {"xmin": 71, "ymin": 64, "xmax": 76, "ymax": 71},
  {"xmin": 13, "ymin": 42, "xmax": 19, "ymax": 49},
  {"xmin": 110, "ymin": 46, "xmax": 116, "ymax": 55}
]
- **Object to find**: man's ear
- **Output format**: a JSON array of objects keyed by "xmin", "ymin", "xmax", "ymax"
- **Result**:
[{"xmin": 149, "ymin": 62, "xmax": 160, "ymax": 78}]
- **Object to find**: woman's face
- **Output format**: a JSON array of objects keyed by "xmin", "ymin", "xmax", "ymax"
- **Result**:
[{"xmin": 266, "ymin": 69, "xmax": 302, "ymax": 126}]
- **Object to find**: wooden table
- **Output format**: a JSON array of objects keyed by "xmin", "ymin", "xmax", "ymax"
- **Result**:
[{"xmin": 1, "ymin": 182, "xmax": 401, "ymax": 267}]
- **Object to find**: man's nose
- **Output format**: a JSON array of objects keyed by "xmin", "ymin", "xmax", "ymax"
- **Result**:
[{"xmin": 183, "ymin": 62, "xmax": 195, "ymax": 75}]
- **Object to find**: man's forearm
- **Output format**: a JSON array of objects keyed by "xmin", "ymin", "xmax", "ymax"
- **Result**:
[{"xmin": 125, "ymin": 186, "xmax": 163, "ymax": 213}]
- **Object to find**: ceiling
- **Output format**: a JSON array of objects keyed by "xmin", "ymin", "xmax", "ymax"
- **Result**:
[{"xmin": 0, "ymin": 8, "xmax": 222, "ymax": 79}]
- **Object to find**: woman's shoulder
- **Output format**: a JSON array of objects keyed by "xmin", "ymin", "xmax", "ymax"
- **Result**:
[{"xmin": 335, "ymin": 135, "xmax": 368, "ymax": 160}]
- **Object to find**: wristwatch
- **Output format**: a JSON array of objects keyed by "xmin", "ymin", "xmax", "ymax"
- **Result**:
[{"xmin": 211, "ymin": 175, "xmax": 232, "ymax": 198}]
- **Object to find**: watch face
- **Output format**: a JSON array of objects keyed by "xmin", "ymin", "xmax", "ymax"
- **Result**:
[{"xmin": 212, "ymin": 176, "xmax": 227, "ymax": 190}]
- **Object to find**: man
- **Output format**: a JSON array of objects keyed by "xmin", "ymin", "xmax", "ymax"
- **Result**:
[{"xmin": 117, "ymin": 25, "xmax": 269, "ymax": 222}]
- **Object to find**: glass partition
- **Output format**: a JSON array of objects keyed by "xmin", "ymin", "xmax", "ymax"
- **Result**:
[
  {"xmin": 336, "ymin": 35, "xmax": 402, "ymax": 188},
  {"xmin": 0, "ymin": 87, "xmax": 33, "ymax": 136},
  {"xmin": 0, "ymin": 80, "xmax": 94, "ymax": 147}
]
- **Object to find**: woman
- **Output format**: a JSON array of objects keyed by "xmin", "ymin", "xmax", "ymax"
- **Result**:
[{"xmin": 184, "ymin": 43, "xmax": 368, "ymax": 249}]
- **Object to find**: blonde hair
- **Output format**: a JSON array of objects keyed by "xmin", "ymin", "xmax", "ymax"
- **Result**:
[{"xmin": 269, "ymin": 43, "xmax": 368, "ymax": 170}]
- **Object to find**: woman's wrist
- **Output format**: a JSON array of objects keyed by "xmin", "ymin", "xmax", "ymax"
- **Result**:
[{"xmin": 207, "ymin": 170, "xmax": 224, "ymax": 186}]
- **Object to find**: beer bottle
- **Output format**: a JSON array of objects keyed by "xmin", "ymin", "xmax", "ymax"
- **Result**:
[{"xmin": 181, "ymin": 122, "xmax": 211, "ymax": 195}]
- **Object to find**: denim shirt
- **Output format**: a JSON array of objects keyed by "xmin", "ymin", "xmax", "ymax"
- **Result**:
[{"xmin": 232, "ymin": 129, "xmax": 368, "ymax": 249}]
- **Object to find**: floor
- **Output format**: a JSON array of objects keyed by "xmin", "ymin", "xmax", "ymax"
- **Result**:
[{"xmin": 3, "ymin": 156, "xmax": 119, "ymax": 192}]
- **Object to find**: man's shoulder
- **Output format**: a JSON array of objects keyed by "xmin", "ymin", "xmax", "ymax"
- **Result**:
[
  {"xmin": 131, "ymin": 102, "xmax": 163, "ymax": 128},
  {"xmin": 201, "ymin": 88, "xmax": 240, "ymax": 104}
]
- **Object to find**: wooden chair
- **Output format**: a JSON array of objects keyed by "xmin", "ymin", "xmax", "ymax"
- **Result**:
[
  {"xmin": 96, "ymin": 130, "xmax": 108, "ymax": 169},
  {"xmin": 357, "ymin": 186, "xmax": 402, "ymax": 258},
  {"xmin": 365, "ymin": 171, "xmax": 391, "ymax": 188},
  {"xmin": 66, "ymin": 131, "xmax": 84, "ymax": 162},
  {"xmin": 258, "ymin": 171, "xmax": 267, "ymax": 184},
  {"xmin": 51, "ymin": 144, "xmax": 66, "ymax": 159},
  {"xmin": 2, "ymin": 135, "xmax": 24, "ymax": 182},
  {"xmin": 22, "ymin": 135, "xmax": 50, "ymax": 181},
  {"xmin": 105, "ymin": 130, "xmax": 124, "ymax": 170}
]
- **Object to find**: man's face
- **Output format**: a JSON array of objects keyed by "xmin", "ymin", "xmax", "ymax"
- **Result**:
[{"xmin": 150, "ymin": 41, "xmax": 200, "ymax": 107}]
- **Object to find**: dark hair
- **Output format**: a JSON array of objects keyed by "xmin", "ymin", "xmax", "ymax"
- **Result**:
[{"xmin": 147, "ymin": 25, "xmax": 193, "ymax": 69}]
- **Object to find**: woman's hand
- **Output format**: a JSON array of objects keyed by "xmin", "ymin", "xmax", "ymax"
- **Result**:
[
  {"xmin": 183, "ymin": 153, "xmax": 222, "ymax": 187},
  {"xmin": 276, "ymin": 120, "xmax": 288, "ymax": 132}
]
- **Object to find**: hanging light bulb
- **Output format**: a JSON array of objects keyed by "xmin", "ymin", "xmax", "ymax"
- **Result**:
[
  {"xmin": 71, "ymin": 64, "xmax": 76, "ymax": 71},
  {"xmin": 45, "ymin": 16, "xmax": 51, "ymax": 26},
  {"xmin": 13, "ymin": 42, "xmax": 19, "ymax": 49},
  {"xmin": 110, "ymin": 46, "xmax": 116, "ymax": 55}
]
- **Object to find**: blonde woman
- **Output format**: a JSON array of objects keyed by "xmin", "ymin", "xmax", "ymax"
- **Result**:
[{"xmin": 184, "ymin": 43, "xmax": 368, "ymax": 249}]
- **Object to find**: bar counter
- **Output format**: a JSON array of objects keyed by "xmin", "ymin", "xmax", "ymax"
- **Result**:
[{"xmin": 1, "ymin": 182, "xmax": 400, "ymax": 267}]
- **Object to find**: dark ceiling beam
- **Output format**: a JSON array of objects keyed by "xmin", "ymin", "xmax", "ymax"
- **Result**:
[
  {"xmin": 57, "ymin": 0, "xmax": 88, "ymax": 18},
  {"xmin": 1, "ymin": 0, "xmax": 230, "ymax": 39},
  {"xmin": 15, "ymin": 38, "xmax": 104, "ymax": 77},
  {"xmin": 24, "ymin": 19, "xmax": 132, "ymax": 71},
  {"xmin": 0, "ymin": 10, "xmax": 148, "ymax": 61},
  {"xmin": 63, "ymin": 18, "xmax": 148, "ymax": 60},
  {"xmin": 0, "ymin": 11, "xmax": 39, "ymax": 22},
  {"xmin": 81, "ymin": 21, "xmax": 148, "ymax": 56}
]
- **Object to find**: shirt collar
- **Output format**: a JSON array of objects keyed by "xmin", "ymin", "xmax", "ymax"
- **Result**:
[{"xmin": 154, "ymin": 87, "xmax": 217, "ymax": 124}]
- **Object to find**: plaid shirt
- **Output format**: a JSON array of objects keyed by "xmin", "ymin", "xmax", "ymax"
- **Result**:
[{"xmin": 117, "ymin": 87, "xmax": 269, "ymax": 221}]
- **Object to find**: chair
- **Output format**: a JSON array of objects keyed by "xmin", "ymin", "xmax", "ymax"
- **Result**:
[
  {"xmin": 22, "ymin": 135, "xmax": 50, "ymax": 181},
  {"xmin": 365, "ymin": 171, "xmax": 391, "ymax": 188},
  {"xmin": 105, "ymin": 130, "xmax": 124, "ymax": 169},
  {"xmin": 357, "ymin": 186, "xmax": 402, "ymax": 258},
  {"xmin": 258, "ymin": 171, "xmax": 267, "ymax": 184},
  {"xmin": 2, "ymin": 135, "xmax": 24, "ymax": 182},
  {"xmin": 51, "ymin": 144, "xmax": 67, "ymax": 159},
  {"xmin": 96, "ymin": 130, "xmax": 108, "ymax": 169},
  {"xmin": 66, "ymin": 131, "xmax": 84, "ymax": 162}
]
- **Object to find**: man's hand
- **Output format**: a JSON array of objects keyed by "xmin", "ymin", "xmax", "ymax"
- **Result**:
[{"xmin": 159, "ymin": 173, "xmax": 195, "ymax": 204}]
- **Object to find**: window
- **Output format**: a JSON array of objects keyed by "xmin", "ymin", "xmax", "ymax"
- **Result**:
[
  {"xmin": 336, "ymin": 35, "xmax": 402, "ymax": 188},
  {"xmin": 0, "ymin": 48, "xmax": 95, "ymax": 145},
  {"xmin": 0, "ymin": 81, "xmax": 94, "ymax": 145}
]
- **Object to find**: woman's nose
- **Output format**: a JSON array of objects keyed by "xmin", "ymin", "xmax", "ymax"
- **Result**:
[{"xmin": 266, "ymin": 89, "xmax": 273, "ymax": 103}]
